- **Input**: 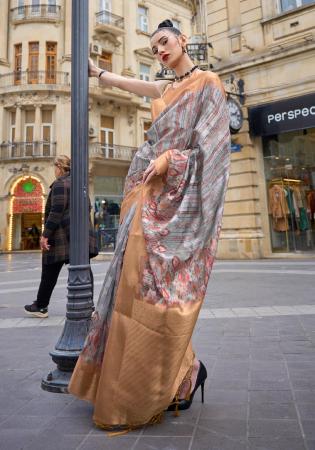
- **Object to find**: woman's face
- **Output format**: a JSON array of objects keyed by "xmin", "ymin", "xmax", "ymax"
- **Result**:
[{"xmin": 151, "ymin": 30, "xmax": 184, "ymax": 69}]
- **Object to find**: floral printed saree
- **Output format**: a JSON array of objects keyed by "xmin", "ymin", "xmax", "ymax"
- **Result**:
[{"xmin": 68, "ymin": 70, "xmax": 231, "ymax": 430}]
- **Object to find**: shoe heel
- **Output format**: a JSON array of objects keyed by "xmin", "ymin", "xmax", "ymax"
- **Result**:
[{"xmin": 201, "ymin": 381, "xmax": 205, "ymax": 403}]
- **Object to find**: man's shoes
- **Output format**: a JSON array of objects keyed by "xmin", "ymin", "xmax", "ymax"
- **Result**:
[{"xmin": 24, "ymin": 302, "xmax": 48, "ymax": 318}]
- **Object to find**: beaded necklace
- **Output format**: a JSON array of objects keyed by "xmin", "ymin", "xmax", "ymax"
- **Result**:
[{"xmin": 174, "ymin": 65, "xmax": 199, "ymax": 82}]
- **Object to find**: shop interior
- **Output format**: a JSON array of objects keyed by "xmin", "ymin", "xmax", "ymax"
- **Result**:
[{"xmin": 263, "ymin": 128, "xmax": 315, "ymax": 253}]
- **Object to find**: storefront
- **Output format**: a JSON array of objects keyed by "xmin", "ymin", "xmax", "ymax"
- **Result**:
[
  {"xmin": 249, "ymin": 93, "xmax": 315, "ymax": 254},
  {"xmin": 93, "ymin": 175, "xmax": 124, "ymax": 252},
  {"xmin": 8, "ymin": 176, "xmax": 45, "ymax": 251}
]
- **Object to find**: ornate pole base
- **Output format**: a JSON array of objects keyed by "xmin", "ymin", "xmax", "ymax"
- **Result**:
[{"xmin": 41, "ymin": 264, "xmax": 94, "ymax": 393}]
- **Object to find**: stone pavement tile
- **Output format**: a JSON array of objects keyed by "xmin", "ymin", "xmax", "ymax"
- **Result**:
[
  {"xmin": 134, "ymin": 437, "xmax": 191, "ymax": 450},
  {"xmin": 78, "ymin": 435, "xmax": 139, "ymax": 450},
  {"xmin": 14, "ymin": 395, "xmax": 73, "ymax": 417},
  {"xmin": 0, "ymin": 414, "xmax": 53, "ymax": 431},
  {"xmin": 249, "ymin": 360, "xmax": 286, "ymax": 371},
  {"xmin": 201, "ymin": 403, "xmax": 248, "ymax": 420},
  {"xmin": 41, "ymin": 416, "xmax": 93, "ymax": 435},
  {"xmin": 191, "ymin": 431, "xmax": 248, "ymax": 450},
  {"xmin": 0, "ymin": 429, "xmax": 37, "ymax": 450},
  {"xmin": 207, "ymin": 389, "xmax": 248, "ymax": 405},
  {"xmin": 280, "ymin": 341, "xmax": 315, "ymax": 354},
  {"xmin": 57, "ymin": 399, "xmax": 94, "ymax": 417},
  {"xmin": 249, "ymin": 390, "xmax": 293, "ymax": 404},
  {"xmin": 142, "ymin": 414, "xmax": 195, "ymax": 437},
  {"xmin": 249, "ymin": 402, "xmax": 298, "ymax": 420},
  {"xmin": 294, "ymin": 390, "xmax": 315, "ymax": 403},
  {"xmin": 248, "ymin": 419, "xmax": 302, "ymax": 439},
  {"xmin": 284, "ymin": 353, "xmax": 315, "ymax": 362},
  {"xmin": 0, "ymin": 395, "xmax": 31, "ymax": 415},
  {"xmin": 198, "ymin": 418, "xmax": 247, "ymax": 438},
  {"xmin": 289, "ymin": 370, "xmax": 315, "ymax": 390},
  {"xmin": 249, "ymin": 371, "xmax": 290, "ymax": 391},
  {"xmin": 23, "ymin": 432, "xmax": 85, "ymax": 450},
  {"xmin": 214, "ymin": 360, "xmax": 250, "ymax": 372},
  {"xmin": 250, "ymin": 350, "xmax": 284, "ymax": 361},
  {"xmin": 307, "ymin": 441, "xmax": 315, "ymax": 450},
  {"xmin": 296, "ymin": 403, "xmax": 315, "ymax": 420},
  {"xmin": 209, "ymin": 377, "xmax": 248, "ymax": 390},
  {"xmin": 301, "ymin": 420, "xmax": 315, "ymax": 440},
  {"xmin": 248, "ymin": 438, "xmax": 305, "ymax": 450}
]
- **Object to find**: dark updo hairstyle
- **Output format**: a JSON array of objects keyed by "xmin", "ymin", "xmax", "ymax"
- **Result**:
[{"xmin": 151, "ymin": 19, "xmax": 181, "ymax": 38}]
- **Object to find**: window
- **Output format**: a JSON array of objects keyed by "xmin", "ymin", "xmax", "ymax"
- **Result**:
[
  {"xmin": 25, "ymin": 110, "xmax": 35, "ymax": 156},
  {"xmin": 28, "ymin": 42, "xmax": 39, "ymax": 84},
  {"xmin": 98, "ymin": 51, "xmax": 112, "ymax": 72},
  {"xmin": 17, "ymin": 0, "xmax": 25, "ymax": 17},
  {"xmin": 99, "ymin": 0, "xmax": 111, "ymax": 23},
  {"xmin": 139, "ymin": 63, "xmax": 151, "ymax": 103},
  {"xmin": 47, "ymin": 0, "xmax": 57, "ymax": 14},
  {"xmin": 280, "ymin": 0, "xmax": 315, "ymax": 12},
  {"xmin": 14, "ymin": 44, "xmax": 22, "ymax": 85},
  {"xmin": 31, "ymin": 0, "xmax": 40, "ymax": 16},
  {"xmin": 137, "ymin": 6, "xmax": 148, "ymax": 33},
  {"xmin": 100, "ymin": 116, "xmax": 114, "ymax": 158},
  {"xmin": 42, "ymin": 110, "xmax": 53, "ymax": 156},
  {"xmin": 10, "ymin": 112, "xmax": 16, "ymax": 143},
  {"xmin": 46, "ymin": 42, "xmax": 57, "ymax": 84}
]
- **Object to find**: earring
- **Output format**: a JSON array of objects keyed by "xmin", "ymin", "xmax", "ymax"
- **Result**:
[{"xmin": 182, "ymin": 47, "xmax": 187, "ymax": 54}]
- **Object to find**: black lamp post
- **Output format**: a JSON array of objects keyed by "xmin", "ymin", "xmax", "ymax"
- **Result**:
[{"xmin": 42, "ymin": 0, "xmax": 93, "ymax": 393}]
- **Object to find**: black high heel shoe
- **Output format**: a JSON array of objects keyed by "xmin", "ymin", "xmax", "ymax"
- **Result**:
[{"xmin": 167, "ymin": 361, "xmax": 207, "ymax": 412}]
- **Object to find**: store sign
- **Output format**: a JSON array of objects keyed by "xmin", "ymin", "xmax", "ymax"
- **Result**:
[
  {"xmin": 13, "ymin": 197, "xmax": 42, "ymax": 214},
  {"xmin": 248, "ymin": 94, "xmax": 315, "ymax": 136}
]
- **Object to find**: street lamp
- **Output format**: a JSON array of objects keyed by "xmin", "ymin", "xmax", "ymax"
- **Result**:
[{"xmin": 41, "ymin": 0, "xmax": 93, "ymax": 393}]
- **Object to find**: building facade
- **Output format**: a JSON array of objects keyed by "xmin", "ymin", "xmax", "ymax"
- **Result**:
[
  {"xmin": 205, "ymin": 0, "xmax": 315, "ymax": 258},
  {"xmin": 0, "ymin": 0, "xmax": 194, "ymax": 252}
]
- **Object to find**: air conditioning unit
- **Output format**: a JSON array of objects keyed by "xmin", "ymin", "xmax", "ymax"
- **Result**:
[
  {"xmin": 89, "ymin": 126, "xmax": 97, "ymax": 137},
  {"xmin": 89, "ymin": 43, "xmax": 102, "ymax": 56}
]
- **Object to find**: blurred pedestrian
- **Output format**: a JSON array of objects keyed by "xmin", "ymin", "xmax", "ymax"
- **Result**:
[{"xmin": 24, "ymin": 155, "xmax": 98, "ymax": 318}]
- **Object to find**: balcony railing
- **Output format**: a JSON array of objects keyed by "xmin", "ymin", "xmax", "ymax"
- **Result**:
[
  {"xmin": 0, "ymin": 71, "xmax": 70, "ymax": 88},
  {"xmin": 0, "ymin": 142, "xmax": 56, "ymax": 160},
  {"xmin": 95, "ymin": 10, "xmax": 124, "ymax": 30},
  {"xmin": 11, "ymin": 4, "xmax": 62, "ymax": 23},
  {"xmin": 90, "ymin": 143, "xmax": 136, "ymax": 161}
]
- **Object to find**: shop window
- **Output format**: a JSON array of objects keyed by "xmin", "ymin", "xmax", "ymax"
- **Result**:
[
  {"xmin": 98, "ymin": 51, "xmax": 112, "ymax": 72},
  {"xmin": 28, "ymin": 42, "xmax": 39, "ymax": 84},
  {"xmin": 137, "ymin": 6, "xmax": 148, "ymax": 33},
  {"xmin": 100, "ymin": 115, "xmax": 114, "ymax": 158},
  {"xmin": 14, "ymin": 44, "xmax": 22, "ymax": 85},
  {"xmin": 263, "ymin": 128, "xmax": 315, "ymax": 253},
  {"xmin": 139, "ymin": 63, "xmax": 151, "ymax": 103},
  {"xmin": 279, "ymin": 0, "xmax": 315, "ymax": 12},
  {"xmin": 94, "ymin": 176, "xmax": 124, "ymax": 251},
  {"xmin": 46, "ymin": 42, "xmax": 57, "ymax": 84}
]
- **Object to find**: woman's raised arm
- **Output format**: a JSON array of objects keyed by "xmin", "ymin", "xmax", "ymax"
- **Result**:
[{"xmin": 89, "ymin": 59, "xmax": 169, "ymax": 99}]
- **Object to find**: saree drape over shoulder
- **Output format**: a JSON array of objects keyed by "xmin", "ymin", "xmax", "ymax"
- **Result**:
[{"xmin": 68, "ymin": 70, "xmax": 231, "ymax": 429}]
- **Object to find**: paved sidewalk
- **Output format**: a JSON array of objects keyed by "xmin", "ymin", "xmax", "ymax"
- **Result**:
[{"xmin": 0, "ymin": 255, "xmax": 315, "ymax": 450}]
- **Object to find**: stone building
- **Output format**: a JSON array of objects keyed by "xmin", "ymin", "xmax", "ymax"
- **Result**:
[
  {"xmin": 0, "ymin": 0, "xmax": 194, "ymax": 252},
  {"xmin": 205, "ymin": 0, "xmax": 315, "ymax": 258}
]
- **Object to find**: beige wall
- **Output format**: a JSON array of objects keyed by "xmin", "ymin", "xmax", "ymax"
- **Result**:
[{"xmin": 205, "ymin": 0, "xmax": 315, "ymax": 258}]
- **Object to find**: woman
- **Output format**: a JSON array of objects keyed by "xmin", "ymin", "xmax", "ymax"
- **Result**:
[
  {"xmin": 69, "ymin": 20, "xmax": 230, "ymax": 431},
  {"xmin": 24, "ymin": 156, "xmax": 97, "ymax": 318}
]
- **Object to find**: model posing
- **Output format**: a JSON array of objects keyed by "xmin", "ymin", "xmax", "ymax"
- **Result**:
[{"xmin": 69, "ymin": 20, "xmax": 230, "ymax": 431}]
